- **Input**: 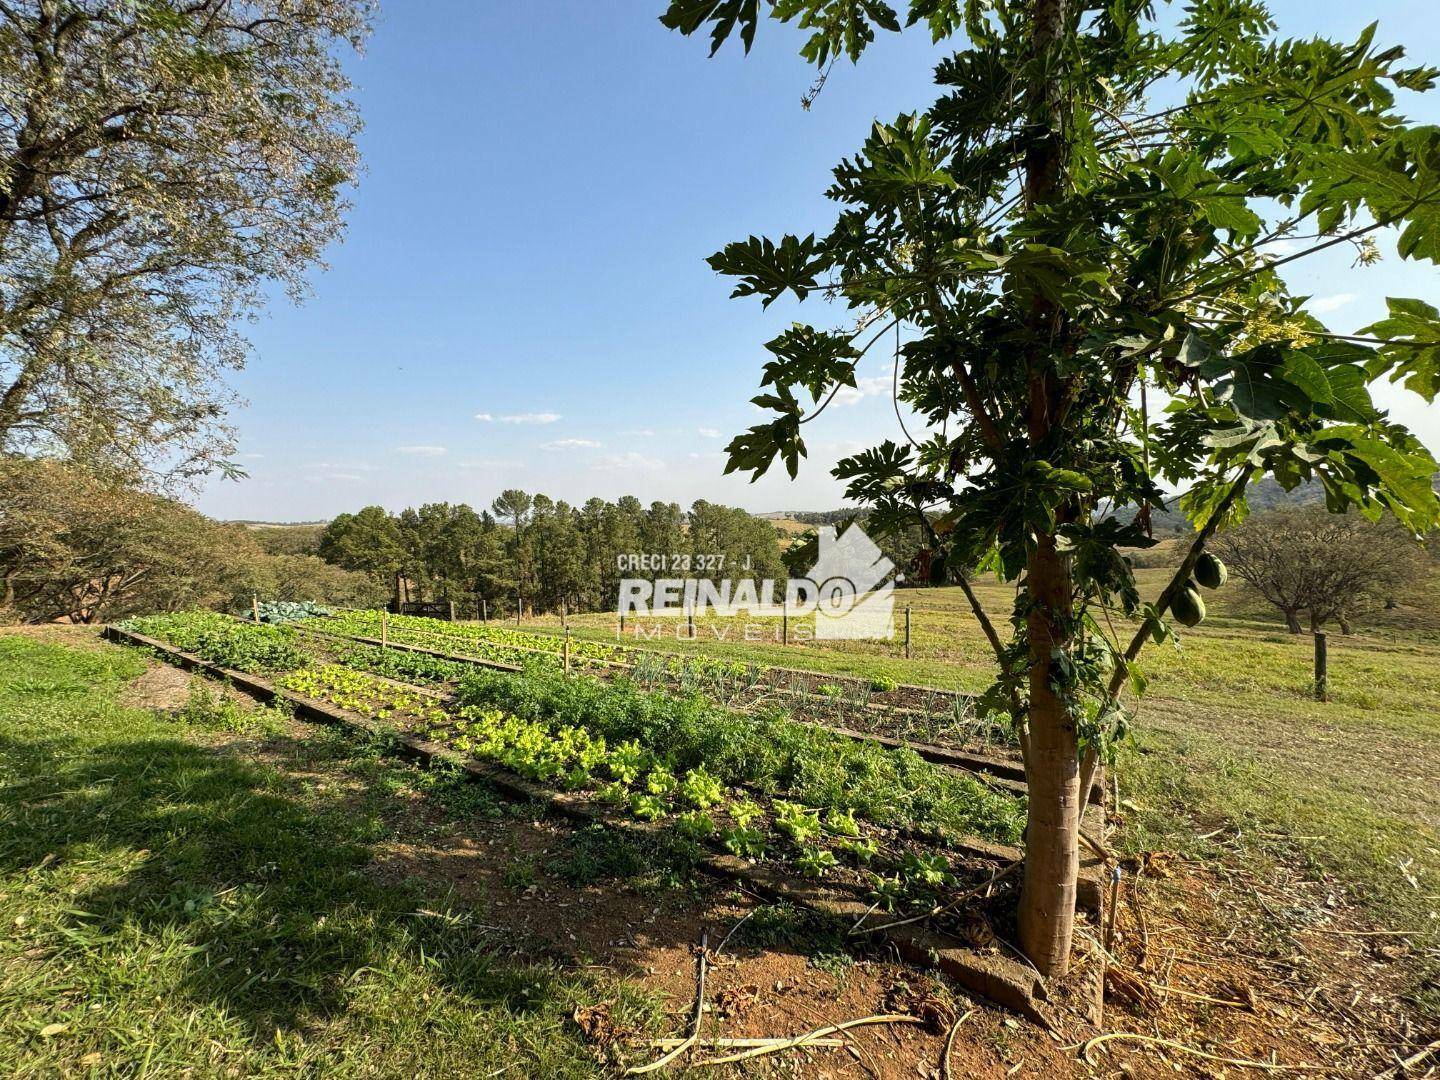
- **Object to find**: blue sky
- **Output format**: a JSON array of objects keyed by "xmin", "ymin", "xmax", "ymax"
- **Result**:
[{"xmin": 196, "ymin": 0, "xmax": 1440, "ymax": 522}]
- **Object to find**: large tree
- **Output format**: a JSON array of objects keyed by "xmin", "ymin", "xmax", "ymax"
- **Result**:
[
  {"xmin": 1216, "ymin": 504, "xmax": 1428, "ymax": 632},
  {"xmin": 664, "ymin": 0, "xmax": 1440, "ymax": 975},
  {"xmin": 0, "ymin": 0, "xmax": 368, "ymax": 482}
]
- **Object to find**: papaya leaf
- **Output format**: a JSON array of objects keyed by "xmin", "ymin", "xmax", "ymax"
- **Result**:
[
  {"xmin": 1360, "ymin": 297, "xmax": 1440, "ymax": 402},
  {"xmin": 707, "ymin": 234, "xmax": 828, "ymax": 307}
]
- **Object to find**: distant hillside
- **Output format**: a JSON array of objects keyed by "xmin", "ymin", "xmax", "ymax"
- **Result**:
[
  {"xmin": 766, "ymin": 479, "xmax": 1336, "ymax": 541},
  {"xmin": 1130, "ymin": 477, "xmax": 1326, "ymax": 536}
]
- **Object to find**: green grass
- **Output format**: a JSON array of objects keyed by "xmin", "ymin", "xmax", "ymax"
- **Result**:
[{"xmin": 0, "ymin": 634, "xmax": 664, "ymax": 1077}]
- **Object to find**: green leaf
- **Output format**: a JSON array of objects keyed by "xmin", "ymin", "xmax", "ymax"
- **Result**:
[
  {"xmin": 1278, "ymin": 351, "xmax": 1333, "ymax": 405},
  {"xmin": 761, "ymin": 324, "xmax": 860, "ymax": 401},
  {"xmin": 1361, "ymin": 297, "xmax": 1440, "ymax": 402},
  {"xmin": 707, "ymin": 234, "xmax": 829, "ymax": 308},
  {"xmin": 659, "ymin": 0, "xmax": 760, "ymax": 55}
]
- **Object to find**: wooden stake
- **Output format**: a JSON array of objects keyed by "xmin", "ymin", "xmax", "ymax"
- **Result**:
[
  {"xmin": 251, "ymin": 595, "xmax": 260, "ymax": 623},
  {"xmin": 1314, "ymin": 631, "xmax": 1328, "ymax": 702},
  {"xmin": 481, "ymin": 598, "xmax": 488, "ymax": 622},
  {"xmin": 904, "ymin": 605, "xmax": 912, "ymax": 660},
  {"xmin": 782, "ymin": 600, "xmax": 788, "ymax": 646},
  {"xmin": 380, "ymin": 610, "xmax": 388, "ymax": 650},
  {"xmin": 564, "ymin": 629, "xmax": 572, "ymax": 674}
]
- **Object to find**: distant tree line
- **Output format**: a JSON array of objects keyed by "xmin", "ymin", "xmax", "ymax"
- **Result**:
[
  {"xmin": 0, "ymin": 458, "xmax": 383, "ymax": 624},
  {"xmin": 317, "ymin": 491, "xmax": 787, "ymax": 617}
]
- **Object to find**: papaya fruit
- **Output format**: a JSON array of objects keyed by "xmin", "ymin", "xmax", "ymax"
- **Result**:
[
  {"xmin": 1194, "ymin": 552, "xmax": 1228, "ymax": 589},
  {"xmin": 1171, "ymin": 584, "xmax": 1206, "ymax": 627}
]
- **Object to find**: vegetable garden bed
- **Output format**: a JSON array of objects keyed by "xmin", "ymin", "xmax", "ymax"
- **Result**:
[
  {"xmin": 288, "ymin": 612, "xmax": 1102, "ymax": 807},
  {"xmin": 322, "ymin": 610, "xmax": 1009, "ymax": 741},
  {"xmin": 109, "ymin": 612, "xmax": 1108, "ymax": 1019}
]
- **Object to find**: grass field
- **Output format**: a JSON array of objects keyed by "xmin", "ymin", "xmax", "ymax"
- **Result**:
[
  {"xmin": 519, "ymin": 565, "xmax": 1440, "ymax": 1007},
  {"xmin": 0, "ymin": 633, "xmax": 670, "ymax": 1076}
]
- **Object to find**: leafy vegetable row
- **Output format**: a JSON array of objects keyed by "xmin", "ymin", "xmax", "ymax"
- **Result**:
[
  {"xmin": 325, "ymin": 610, "xmax": 751, "ymax": 680},
  {"xmin": 118, "ymin": 611, "xmax": 308, "ymax": 673},
  {"xmin": 453, "ymin": 665, "xmax": 1024, "ymax": 846},
  {"xmin": 279, "ymin": 665, "xmax": 450, "ymax": 727}
]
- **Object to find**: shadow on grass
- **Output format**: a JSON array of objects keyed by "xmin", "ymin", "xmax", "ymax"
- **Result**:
[
  {"xmin": 0, "ymin": 725, "xmax": 654, "ymax": 1043},
  {"xmin": 0, "ymin": 633, "xmax": 864, "ymax": 1075}
]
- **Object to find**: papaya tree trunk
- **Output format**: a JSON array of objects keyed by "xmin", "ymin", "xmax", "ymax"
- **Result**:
[
  {"xmin": 1018, "ymin": 531, "xmax": 1081, "ymax": 975},
  {"xmin": 1014, "ymin": 0, "xmax": 1079, "ymax": 979}
]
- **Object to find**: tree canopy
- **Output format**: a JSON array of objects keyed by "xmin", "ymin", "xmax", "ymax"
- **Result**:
[
  {"xmin": 0, "ymin": 456, "xmax": 381, "ymax": 623},
  {"xmin": 0, "ymin": 0, "xmax": 369, "ymax": 483},
  {"xmin": 664, "ymin": 0, "xmax": 1440, "ymax": 975},
  {"xmin": 318, "ymin": 494, "xmax": 787, "ymax": 617},
  {"xmin": 1216, "ymin": 504, "xmax": 1428, "ymax": 632}
]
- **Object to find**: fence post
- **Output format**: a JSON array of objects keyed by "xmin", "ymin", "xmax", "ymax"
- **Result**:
[
  {"xmin": 481, "ymin": 598, "xmax": 488, "ymax": 622},
  {"xmin": 562, "ymin": 598, "xmax": 569, "ymax": 631},
  {"xmin": 619, "ymin": 611, "xmax": 626, "ymax": 636},
  {"xmin": 564, "ymin": 629, "xmax": 572, "ymax": 674},
  {"xmin": 447, "ymin": 600, "xmax": 456, "ymax": 622},
  {"xmin": 1314, "ymin": 631, "xmax": 1328, "ymax": 702},
  {"xmin": 381, "ymin": 610, "xmax": 388, "ymax": 650},
  {"xmin": 904, "ymin": 605, "xmax": 912, "ymax": 660},
  {"xmin": 251, "ymin": 595, "xmax": 260, "ymax": 623},
  {"xmin": 782, "ymin": 599, "xmax": 789, "ymax": 646},
  {"xmin": 516, "ymin": 590, "xmax": 522, "ymax": 625},
  {"xmin": 687, "ymin": 611, "xmax": 696, "ymax": 640}
]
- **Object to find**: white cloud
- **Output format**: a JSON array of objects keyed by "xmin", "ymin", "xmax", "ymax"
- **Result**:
[
  {"xmin": 697, "ymin": 426, "xmax": 722, "ymax": 438},
  {"xmin": 540, "ymin": 438, "xmax": 603, "ymax": 450},
  {"xmin": 476, "ymin": 411, "xmax": 562, "ymax": 425},
  {"xmin": 395, "ymin": 445, "xmax": 448, "ymax": 457},
  {"xmin": 307, "ymin": 471, "xmax": 365, "ymax": 483},
  {"xmin": 833, "ymin": 375, "xmax": 893, "ymax": 407},
  {"xmin": 1309, "ymin": 293, "xmax": 1357, "ymax": 315},
  {"xmin": 591, "ymin": 452, "xmax": 665, "ymax": 471},
  {"xmin": 619, "ymin": 428, "xmax": 657, "ymax": 437},
  {"xmin": 457, "ymin": 458, "xmax": 524, "ymax": 469},
  {"xmin": 310, "ymin": 461, "xmax": 375, "ymax": 472}
]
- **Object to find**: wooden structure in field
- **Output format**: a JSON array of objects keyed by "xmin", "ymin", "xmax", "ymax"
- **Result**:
[{"xmin": 390, "ymin": 572, "xmax": 456, "ymax": 620}]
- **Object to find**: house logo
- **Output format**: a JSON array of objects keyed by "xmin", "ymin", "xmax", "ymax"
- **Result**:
[
  {"xmin": 615, "ymin": 521, "xmax": 896, "ymax": 640},
  {"xmin": 804, "ymin": 524, "xmax": 896, "ymax": 640}
]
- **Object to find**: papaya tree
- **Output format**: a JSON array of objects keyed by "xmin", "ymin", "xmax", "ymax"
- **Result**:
[{"xmin": 662, "ymin": 0, "xmax": 1440, "ymax": 976}]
